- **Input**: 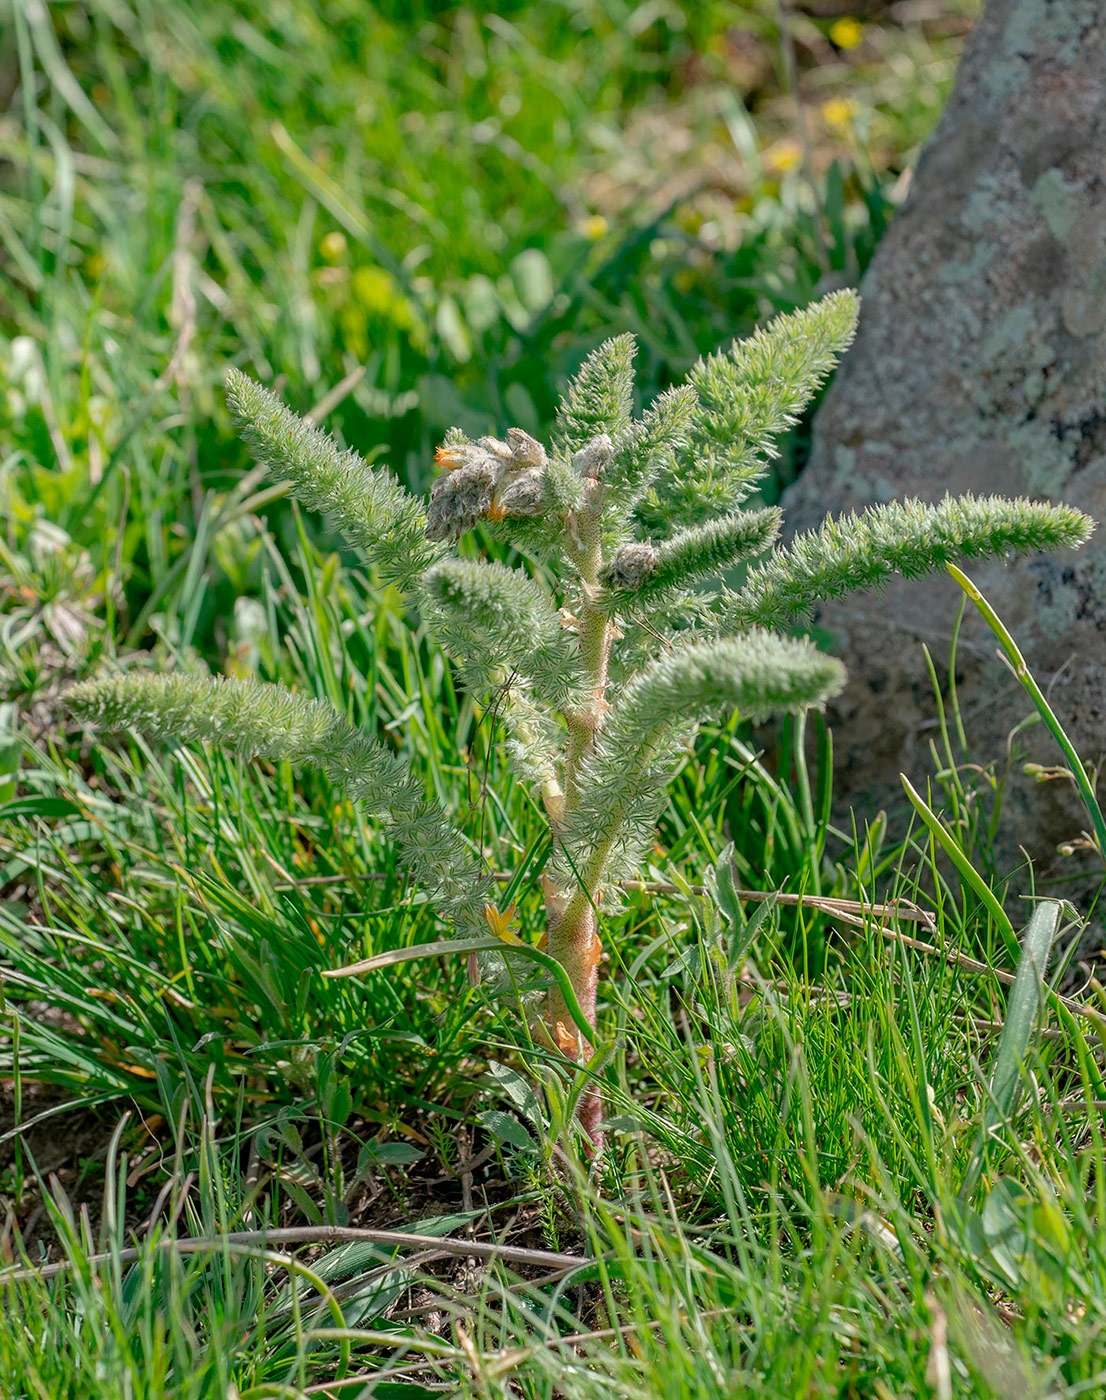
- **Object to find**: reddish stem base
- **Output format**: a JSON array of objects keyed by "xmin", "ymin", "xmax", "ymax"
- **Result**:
[{"xmin": 545, "ymin": 893, "xmax": 604, "ymax": 1156}]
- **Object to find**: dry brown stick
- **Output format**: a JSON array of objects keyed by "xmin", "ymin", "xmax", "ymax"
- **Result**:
[
  {"xmin": 876, "ymin": 924, "xmax": 1017, "ymax": 986},
  {"xmin": 732, "ymin": 889, "xmax": 1098, "ymax": 1023},
  {"xmin": 302, "ymin": 1367, "xmax": 451, "ymax": 1394},
  {"xmin": 632, "ymin": 881, "xmax": 937, "ymax": 929},
  {"xmin": 873, "ymin": 923, "xmax": 1097, "ymax": 1019},
  {"xmin": 0, "ymin": 1225, "xmax": 592, "ymax": 1286},
  {"xmin": 1052, "ymin": 1094, "xmax": 1106, "ymax": 1112},
  {"xmin": 267, "ymin": 863, "xmax": 935, "ymax": 930},
  {"xmin": 956, "ymin": 1013, "xmax": 1068, "ymax": 1042},
  {"xmin": 323, "ymin": 1248, "xmax": 446, "ymax": 1309}
]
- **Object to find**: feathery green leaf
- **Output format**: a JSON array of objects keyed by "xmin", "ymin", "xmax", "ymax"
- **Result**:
[
  {"xmin": 644, "ymin": 289, "xmax": 859, "ymax": 531},
  {"xmin": 724, "ymin": 495, "xmax": 1095, "ymax": 630},
  {"xmin": 421, "ymin": 559, "xmax": 586, "ymax": 712},
  {"xmin": 554, "ymin": 333, "xmax": 636, "ymax": 456},
  {"xmin": 558, "ymin": 632, "xmax": 845, "ymax": 888},
  {"xmin": 600, "ymin": 507, "xmax": 781, "ymax": 615},
  {"xmin": 226, "ymin": 369, "xmax": 443, "ymax": 589},
  {"xmin": 604, "ymin": 384, "xmax": 697, "ymax": 522},
  {"xmin": 67, "ymin": 672, "xmax": 492, "ymax": 934}
]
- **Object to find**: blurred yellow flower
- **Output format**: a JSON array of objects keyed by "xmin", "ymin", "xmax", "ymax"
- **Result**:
[
  {"xmin": 581, "ymin": 214, "xmax": 609, "ymax": 240},
  {"xmin": 320, "ymin": 230, "xmax": 348, "ymax": 262},
  {"xmin": 821, "ymin": 97, "xmax": 859, "ymax": 131},
  {"xmin": 764, "ymin": 139, "xmax": 803, "ymax": 175},
  {"xmin": 829, "ymin": 16, "xmax": 864, "ymax": 49}
]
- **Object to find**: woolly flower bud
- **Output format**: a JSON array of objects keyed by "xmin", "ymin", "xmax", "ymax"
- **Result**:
[
  {"xmin": 507, "ymin": 428, "xmax": 547, "ymax": 469},
  {"xmin": 427, "ymin": 424, "xmax": 558, "ymax": 538},
  {"xmin": 426, "ymin": 460, "xmax": 496, "ymax": 541},
  {"xmin": 572, "ymin": 433, "xmax": 613, "ymax": 479},
  {"xmin": 498, "ymin": 468, "xmax": 546, "ymax": 518},
  {"xmin": 477, "ymin": 435, "xmax": 514, "ymax": 461},
  {"xmin": 600, "ymin": 541, "xmax": 658, "ymax": 591}
]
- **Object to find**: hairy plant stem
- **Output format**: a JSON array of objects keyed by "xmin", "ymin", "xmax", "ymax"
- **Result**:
[{"xmin": 548, "ymin": 490, "xmax": 610, "ymax": 1149}]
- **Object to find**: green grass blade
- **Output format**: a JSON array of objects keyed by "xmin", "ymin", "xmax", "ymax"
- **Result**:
[
  {"xmin": 900, "ymin": 774, "xmax": 1018, "ymax": 961},
  {"xmin": 324, "ymin": 936, "xmax": 597, "ymax": 1049},
  {"xmin": 961, "ymin": 899, "xmax": 1061, "ymax": 1200},
  {"xmin": 947, "ymin": 561, "xmax": 1106, "ymax": 865},
  {"xmin": 985, "ymin": 900, "xmax": 1060, "ymax": 1127}
]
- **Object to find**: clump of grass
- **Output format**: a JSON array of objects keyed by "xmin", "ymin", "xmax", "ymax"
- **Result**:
[{"xmin": 3, "ymin": 839, "xmax": 1103, "ymax": 1399}]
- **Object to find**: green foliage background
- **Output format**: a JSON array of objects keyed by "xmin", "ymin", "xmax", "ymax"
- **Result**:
[
  {"xmin": 18, "ymin": 9, "xmax": 1106, "ymax": 1400},
  {"xmin": 2, "ymin": 0, "xmax": 977, "ymax": 674}
]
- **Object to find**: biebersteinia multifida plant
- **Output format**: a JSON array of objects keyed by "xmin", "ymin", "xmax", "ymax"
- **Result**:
[{"xmin": 68, "ymin": 290, "xmax": 1095, "ymax": 1149}]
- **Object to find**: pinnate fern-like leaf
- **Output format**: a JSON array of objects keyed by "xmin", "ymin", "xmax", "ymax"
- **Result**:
[
  {"xmin": 226, "ymin": 369, "xmax": 443, "ymax": 590},
  {"xmin": 604, "ymin": 384, "xmax": 697, "ymax": 523},
  {"xmin": 421, "ymin": 558, "xmax": 587, "ymax": 711},
  {"xmin": 642, "ymin": 289, "xmax": 859, "ymax": 532},
  {"xmin": 601, "ymin": 507, "xmax": 781, "ymax": 615},
  {"xmin": 67, "ymin": 672, "xmax": 492, "ymax": 934},
  {"xmin": 554, "ymin": 334, "xmax": 636, "ymax": 456},
  {"xmin": 724, "ymin": 495, "xmax": 1095, "ymax": 630},
  {"xmin": 557, "ymin": 632, "xmax": 845, "ymax": 890}
]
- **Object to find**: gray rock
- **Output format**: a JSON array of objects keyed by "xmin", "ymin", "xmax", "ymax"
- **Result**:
[{"xmin": 786, "ymin": 0, "xmax": 1106, "ymax": 869}]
